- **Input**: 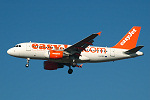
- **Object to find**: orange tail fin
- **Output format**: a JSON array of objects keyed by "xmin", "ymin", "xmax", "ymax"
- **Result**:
[{"xmin": 112, "ymin": 26, "xmax": 141, "ymax": 50}]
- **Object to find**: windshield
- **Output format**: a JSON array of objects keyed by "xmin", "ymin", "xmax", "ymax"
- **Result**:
[{"xmin": 14, "ymin": 45, "xmax": 21, "ymax": 47}]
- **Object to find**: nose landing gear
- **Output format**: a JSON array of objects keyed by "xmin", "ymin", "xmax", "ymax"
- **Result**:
[{"xmin": 25, "ymin": 58, "xmax": 30, "ymax": 67}]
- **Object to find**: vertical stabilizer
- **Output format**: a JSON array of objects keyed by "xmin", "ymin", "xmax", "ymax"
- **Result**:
[{"xmin": 112, "ymin": 26, "xmax": 141, "ymax": 49}]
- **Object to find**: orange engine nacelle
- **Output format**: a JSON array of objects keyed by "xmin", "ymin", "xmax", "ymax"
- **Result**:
[
  {"xmin": 44, "ymin": 61, "xmax": 64, "ymax": 70},
  {"xmin": 49, "ymin": 50, "xmax": 64, "ymax": 59}
]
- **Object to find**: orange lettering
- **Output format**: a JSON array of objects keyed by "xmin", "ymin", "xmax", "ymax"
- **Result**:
[
  {"xmin": 90, "ymin": 47, "xmax": 96, "ymax": 53},
  {"xmin": 53, "ymin": 45, "xmax": 61, "ymax": 50},
  {"xmin": 83, "ymin": 47, "xmax": 89, "ymax": 52},
  {"xmin": 64, "ymin": 45, "xmax": 68, "ymax": 49},
  {"xmin": 97, "ymin": 48, "xmax": 99, "ymax": 53},
  {"xmin": 47, "ymin": 44, "xmax": 53, "ymax": 50},
  {"xmin": 99, "ymin": 48, "xmax": 106, "ymax": 54},
  {"xmin": 32, "ymin": 43, "xmax": 38, "ymax": 49},
  {"xmin": 60, "ymin": 47, "xmax": 63, "ymax": 50},
  {"xmin": 39, "ymin": 44, "xmax": 46, "ymax": 49}
]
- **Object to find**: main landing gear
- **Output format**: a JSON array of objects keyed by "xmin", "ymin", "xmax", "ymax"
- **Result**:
[
  {"xmin": 68, "ymin": 68, "xmax": 73, "ymax": 74},
  {"xmin": 25, "ymin": 58, "xmax": 30, "ymax": 67},
  {"xmin": 67, "ymin": 63, "xmax": 83, "ymax": 74},
  {"xmin": 72, "ymin": 59, "xmax": 77, "ymax": 67},
  {"xmin": 68, "ymin": 63, "xmax": 76, "ymax": 74},
  {"xmin": 68, "ymin": 65, "xmax": 73, "ymax": 74},
  {"xmin": 67, "ymin": 60, "xmax": 77, "ymax": 74}
]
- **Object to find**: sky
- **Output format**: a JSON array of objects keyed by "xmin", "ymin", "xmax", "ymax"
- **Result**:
[{"xmin": 0, "ymin": 0, "xmax": 150, "ymax": 100}]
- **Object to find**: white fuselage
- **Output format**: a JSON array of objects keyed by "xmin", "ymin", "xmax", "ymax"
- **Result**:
[{"xmin": 7, "ymin": 42, "xmax": 143, "ymax": 64}]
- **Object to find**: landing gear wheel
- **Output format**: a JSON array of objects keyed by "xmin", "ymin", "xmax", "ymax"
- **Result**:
[
  {"xmin": 25, "ymin": 64, "xmax": 29, "ymax": 67},
  {"xmin": 25, "ymin": 58, "xmax": 30, "ymax": 68},
  {"xmin": 68, "ymin": 69, "xmax": 73, "ymax": 74}
]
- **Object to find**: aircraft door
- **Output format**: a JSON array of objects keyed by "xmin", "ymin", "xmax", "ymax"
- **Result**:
[
  {"xmin": 110, "ymin": 48, "xmax": 115, "ymax": 57},
  {"xmin": 26, "ymin": 43, "xmax": 31, "ymax": 51}
]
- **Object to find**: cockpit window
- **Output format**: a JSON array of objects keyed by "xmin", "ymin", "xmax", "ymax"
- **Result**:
[{"xmin": 14, "ymin": 45, "xmax": 21, "ymax": 47}]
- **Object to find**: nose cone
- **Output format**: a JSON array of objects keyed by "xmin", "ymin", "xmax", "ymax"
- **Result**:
[
  {"xmin": 7, "ymin": 48, "xmax": 13, "ymax": 55},
  {"xmin": 7, "ymin": 48, "xmax": 19, "ymax": 57}
]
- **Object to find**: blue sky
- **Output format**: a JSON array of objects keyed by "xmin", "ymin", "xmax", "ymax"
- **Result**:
[{"xmin": 0, "ymin": 0, "xmax": 150, "ymax": 100}]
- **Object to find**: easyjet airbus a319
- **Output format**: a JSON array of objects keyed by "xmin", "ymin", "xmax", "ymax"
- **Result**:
[{"xmin": 7, "ymin": 26, "xmax": 144, "ymax": 74}]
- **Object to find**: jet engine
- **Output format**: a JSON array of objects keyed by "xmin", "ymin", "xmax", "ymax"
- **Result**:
[{"xmin": 44, "ymin": 61, "xmax": 64, "ymax": 70}]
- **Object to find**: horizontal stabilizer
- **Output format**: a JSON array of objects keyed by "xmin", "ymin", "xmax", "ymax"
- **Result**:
[{"xmin": 125, "ymin": 45, "xmax": 144, "ymax": 54}]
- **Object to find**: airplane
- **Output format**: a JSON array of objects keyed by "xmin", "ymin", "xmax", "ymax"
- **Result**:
[{"xmin": 7, "ymin": 26, "xmax": 144, "ymax": 74}]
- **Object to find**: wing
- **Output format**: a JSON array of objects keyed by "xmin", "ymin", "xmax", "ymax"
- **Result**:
[{"xmin": 64, "ymin": 32, "xmax": 101, "ymax": 57}]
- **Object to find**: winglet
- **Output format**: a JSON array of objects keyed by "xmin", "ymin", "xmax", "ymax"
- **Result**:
[{"xmin": 97, "ymin": 31, "xmax": 102, "ymax": 36}]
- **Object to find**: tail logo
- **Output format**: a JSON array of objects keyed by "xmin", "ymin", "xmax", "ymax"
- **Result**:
[{"xmin": 120, "ymin": 29, "xmax": 137, "ymax": 45}]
